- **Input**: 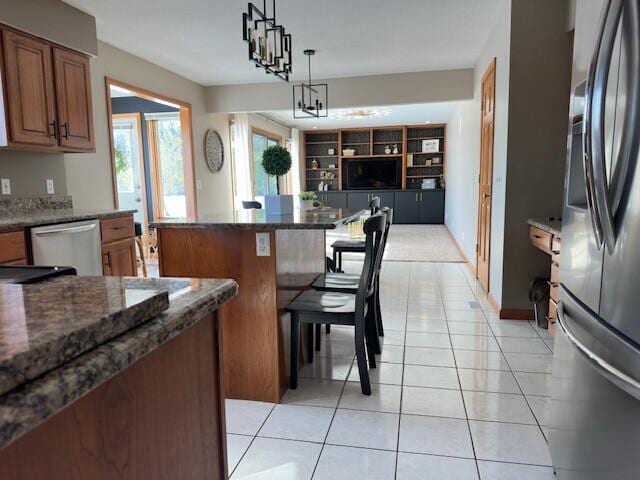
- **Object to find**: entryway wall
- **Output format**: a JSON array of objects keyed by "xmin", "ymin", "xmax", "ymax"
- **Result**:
[{"xmin": 445, "ymin": 0, "xmax": 571, "ymax": 316}]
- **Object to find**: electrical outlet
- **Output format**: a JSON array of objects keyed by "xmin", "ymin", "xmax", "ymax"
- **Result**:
[
  {"xmin": 1, "ymin": 178, "xmax": 10, "ymax": 195},
  {"xmin": 256, "ymin": 232, "xmax": 271, "ymax": 256},
  {"xmin": 46, "ymin": 179, "xmax": 55, "ymax": 194}
]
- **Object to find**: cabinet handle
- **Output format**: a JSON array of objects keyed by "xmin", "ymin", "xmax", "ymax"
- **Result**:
[
  {"xmin": 415, "ymin": 193, "xmax": 418, "ymax": 202},
  {"xmin": 49, "ymin": 121, "xmax": 57, "ymax": 138},
  {"xmin": 62, "ymin": 122, "xmax": 70, "ymax": 139},
  {"xmin": 420, "ymin": 193, "xmax": 423, "ymax": 201},
  {"xmin": 103, "ymin": 252, "xmax": 111, "ymax": 268}
]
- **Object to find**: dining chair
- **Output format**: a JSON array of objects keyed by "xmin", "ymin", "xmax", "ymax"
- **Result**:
[
  {"xmin": 286, "ymin": 211, "xmax": 387, "ymax": 395},
  {"xmin": 242, "ymin": 200, "xmax": 262, "ymax": 209},
  {"xmin": 331, "ymin": 196, "xmax": 380, "ymax": 272}
]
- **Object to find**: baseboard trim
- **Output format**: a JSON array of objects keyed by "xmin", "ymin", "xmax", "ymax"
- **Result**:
[
  {"xmin": 445, "ymin": 226, "xmax": 476, "ymax": 276},
  {"xmin": 499, "ymin": 308, "xmax": 535, "ymax": 320},
  {"xmin": 487, "ymin": 292, "xmax": 500, "ymax": 315}
]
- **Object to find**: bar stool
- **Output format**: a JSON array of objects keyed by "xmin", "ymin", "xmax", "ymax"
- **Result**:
[{"xmin": 134, "ymin": 221, "xmax": 146, "ymax": 277}]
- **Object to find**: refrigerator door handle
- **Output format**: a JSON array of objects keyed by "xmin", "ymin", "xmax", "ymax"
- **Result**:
[
  {"xmin": 557, "ymin": 300, "xmax": 640, "ymax": 400},
  {"xmin": 584, "ymin": 0, "xmax": 623, "ymax": 249},
  {"xmin": 608, "ymin": 0, "xmax": 640, "ymax": 246}
]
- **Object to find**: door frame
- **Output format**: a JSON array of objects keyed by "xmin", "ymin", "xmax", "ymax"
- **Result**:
[
  {"xmin": 476, "ymin": 58, "xmax": 497, "ymax": 291},
  {"xmin": 249, "ymin": 126, "xmax": 283, "ymax": 198},
  {"xmin": 111, "ymin": 112, "xmax": 149, "ymax": 229},
  {"xmin": 105, "ymin": 77, "xmax": 198, "ymax": 218}
]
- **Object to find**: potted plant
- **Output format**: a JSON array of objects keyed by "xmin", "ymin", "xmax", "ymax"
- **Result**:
[
  {"xmin": 261, "ymin": 145, "xmax": 293, "ymax": 214},
  {"xmin": 299, "ymin": 191, "xmax": 318, "ymax": 210}
]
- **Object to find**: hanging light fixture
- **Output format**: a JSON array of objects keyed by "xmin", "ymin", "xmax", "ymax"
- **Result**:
[
  {"xmin": 242, "ymin": 0, "xmax": 292, "ymax": 82},
  {"xmin": 293, "ymin": 49, "xmax": 328, "ymax": 118}
]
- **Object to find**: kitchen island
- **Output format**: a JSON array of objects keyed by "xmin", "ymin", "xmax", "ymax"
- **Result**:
[
  {"xmin": 152, "ymin": 207, "xmax": 364, "ymax": 403},
  {"xmin": 0, "ymin": 275, "xmax": 237, "ymax": 479}
]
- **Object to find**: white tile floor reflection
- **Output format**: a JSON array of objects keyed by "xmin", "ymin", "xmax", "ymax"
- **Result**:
[{"xmin": 226, "ymin": 261, "xmax": 555, "ymax": 479}]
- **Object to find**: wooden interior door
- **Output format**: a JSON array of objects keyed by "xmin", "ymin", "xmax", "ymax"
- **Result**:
[
  {"xmin": 53, "ymin": 47, "xmax": 94, "ymax": 151},
  {"xmin": 1, "ymin": 29, "xmax": 57, "ymax": 147},
  {"xmin": 476, "ymin": 59, "xmax": 496, "ymax": 291}
]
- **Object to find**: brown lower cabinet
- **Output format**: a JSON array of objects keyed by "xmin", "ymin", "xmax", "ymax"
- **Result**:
[
  {"xmin": 102, "ymin": 238, "xmax": 137, "ymax": 276},
  {"xmin": 0, "ymin": 230, "xmax": 27, "ymax": 265}
]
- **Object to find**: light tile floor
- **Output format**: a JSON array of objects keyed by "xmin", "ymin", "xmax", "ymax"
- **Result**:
[{"xmin": 226, "ymin": 261, "xmax": 555, "ymax": 479}]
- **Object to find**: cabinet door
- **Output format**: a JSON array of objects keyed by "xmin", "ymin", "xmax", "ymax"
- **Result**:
[
  {"xmin": 53, "ymin": 48, "xmax": 94, "ymax": 151},
  {"xmin": 393, "ymin": 192, "xmax": 420, "ymax": 224},
  {"xmin": 376, "ymin": 192, "xmax": 395, "ymax": 210},
  {"xmin": 324, "ymin": 192, "xmax": 347, "ymax": 209},
  {"xmin": 102, "ymin": 238, "xmax": 137, "ymax": 276},
  {"xmin": 418, "ymin": 190, "xmax": 445, "ymax": 224},
  {"xmin": 347, "ymin": 192, "xmax": 371, "ymax": 209},
  {"xmin": 2, "ymin": 29, "xmax": 57, "ymax": 147}
]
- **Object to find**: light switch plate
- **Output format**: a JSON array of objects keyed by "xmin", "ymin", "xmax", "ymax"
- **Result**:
[
  {"xmin": 46, "ymin": 179, "xmax": 55, "ymax": 194},
  {"xmin": 1, "ymin": 178, "xmax": 10, "ymax": 195},
  {"xmin": 256, "ymin": 232, "xmax": 271, "ymax": 256}
]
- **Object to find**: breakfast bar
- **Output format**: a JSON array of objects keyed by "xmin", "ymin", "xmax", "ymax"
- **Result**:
[{"xmin": 151, "ymin": 208, "xmax": 364, "ymax": 403}]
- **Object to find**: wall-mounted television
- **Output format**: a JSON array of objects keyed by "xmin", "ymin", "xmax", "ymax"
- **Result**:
[{"xmin": 344, "ymin": 158, "xmax": 402, "ymax": 190}]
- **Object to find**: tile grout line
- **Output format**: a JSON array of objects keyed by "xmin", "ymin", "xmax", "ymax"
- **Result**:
[
  {"xmin": 393, "ymin": 260, "xmax": 411, "ymax": 479},
  {"xmin": 228, "ymin": 401, "xmax": 277, "ymax": 478},
  {"xmin": 450, "ymin": 263, "xmax": 483, "ymax": 479}
]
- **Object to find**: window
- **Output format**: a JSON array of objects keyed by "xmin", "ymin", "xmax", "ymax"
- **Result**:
[{"xmin": 251, "ymin": 130, "xmax": 280, "ymax": 197}]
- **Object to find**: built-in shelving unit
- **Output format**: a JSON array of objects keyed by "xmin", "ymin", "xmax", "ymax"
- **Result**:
[{"xmin": 303, "ymin": 124, "xmax": 446, "ymax": 192}]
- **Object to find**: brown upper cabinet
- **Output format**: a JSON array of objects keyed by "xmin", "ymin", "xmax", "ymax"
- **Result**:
[{"xmin": 0, "ymin": 26, "xmax": 95, "ymax": 152}]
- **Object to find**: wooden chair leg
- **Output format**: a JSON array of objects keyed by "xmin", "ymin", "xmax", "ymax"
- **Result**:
[
  {"xmin": 307, "ymin": 323, "xmax": 315, "ymax": 363},
  {"xmin": 325, "ymin": 325, "xmax": 331, "ymax": 334},
  {"xmin": 375, "ymin": 278, "xmax": 384, "ymax": 336},
  {"xmin": 332, "ymin": 249, "xmax": 338, "ymax": 274},
  {"xmin": 338, "ymin": 251, "xmax": 343, "ymax": 273},
  {"xmin": 315, "ymin": 324, "xmax": 321, "ymax": 351},
  {"xmin": 365, "ymin": 310, "xmax": 380, "ymax": 365},
  {"xmin": 354, "ymin": 323, "xmax": 371, "ymax": 395},
  {"xmin": 290, "ymin": 313, "xmax": 299, "ymax": 389},
  {"xmin": 136, "ymin": 237, "xmax": 147, "ymax": 277}
]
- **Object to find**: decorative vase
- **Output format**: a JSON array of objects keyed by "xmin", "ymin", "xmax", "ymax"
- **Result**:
[
  {"xmin": 264, "ymin": 194, "xmax": 294, "ymax": 215},
  {"xmin": 311, "ymin": 159, "xmax": 318, "ymax": 169},
  {"xmin": 393, "ymin": 144, "xmax": 399, "ymax": 154},
  {"xmin": 300, "ymin": 199, "xmax": 315, "ymax": 210},
  {"xmin": 384, "ymin": 145, "xmax": 391, "ymax": 154}
]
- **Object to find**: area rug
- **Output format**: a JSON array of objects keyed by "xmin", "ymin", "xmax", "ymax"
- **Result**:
[{"xmin": 326, "ymin": 225, "xmax": 465, "ymax": 263}]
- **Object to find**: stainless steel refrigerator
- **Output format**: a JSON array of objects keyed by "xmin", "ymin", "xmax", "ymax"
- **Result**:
[{"xmin": 549, "ymin": 0, "xmax": 640, "ymax": 478}]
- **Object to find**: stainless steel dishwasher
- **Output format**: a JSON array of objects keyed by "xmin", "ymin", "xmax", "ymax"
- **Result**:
[{"xmin": 31, "ymin": 219, "xmax": 102, "ymax": 275}]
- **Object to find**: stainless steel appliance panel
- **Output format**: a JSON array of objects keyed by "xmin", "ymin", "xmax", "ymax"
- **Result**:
[
  {"xmin": 549, "ymin": 287, "xmax": 640, "ymax": 480},
  {"xmin": 31, "ymin": 219, "xmax": 102, "ymax": 276},
  {"xmin": 599, "ymin": 0, "xmax": 640, "ymax": 344}
]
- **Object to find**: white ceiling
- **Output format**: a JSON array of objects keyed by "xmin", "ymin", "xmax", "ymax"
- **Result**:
[
  {"xmin": 265, "ymin": 102, "xmax": 459, "ymax": 130},
  {"xmin": 63, "ymin": 0, "xmax": 505, "ymax": 86}
]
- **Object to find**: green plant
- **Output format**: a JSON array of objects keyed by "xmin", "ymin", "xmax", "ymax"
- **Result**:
[
  {"xmin": 313, "ymin": 200, "xmax": 321, "ymax": 208},
  {"xmin": 299, "ymin": 191, "xmax": 318, "ymax": 201},
  {"xmin": 261, "ymin": 145, "xmax": 292, "ymax": 194}
]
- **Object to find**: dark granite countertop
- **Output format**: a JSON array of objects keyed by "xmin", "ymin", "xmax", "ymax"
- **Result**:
[
  {"xmin": 0, "ymin": 276, "xmax": 238, "ymax": 449},
  {"xmin": 150, "ymin": 207, "xmax": 366, "ymax": 230},
  {"xmin": 528, "ymin": 217, "xmax": 562, "ymax": 237},
  {"xmin": 0, "ymin": 208, "xmax": 137, "ymax": 233},
  {"xmin": 0, "ymin": 276, "xmax": 170, "ymax": 396}
]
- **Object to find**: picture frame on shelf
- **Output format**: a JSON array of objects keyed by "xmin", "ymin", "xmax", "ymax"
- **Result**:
[
  {"xmin": 425, "ymin": 159, "xmax": 432, "ymax": 167},
  {"xmin": 422, "ymin": 139, "xmax": 439, "ymax": 153},
  {"xmin": 407, "ymin": 154, "xmax": 413, "ymax": 167},
  {"xmin": 432, "ymin": 157, "xmax": 441, "ymax": 165}
]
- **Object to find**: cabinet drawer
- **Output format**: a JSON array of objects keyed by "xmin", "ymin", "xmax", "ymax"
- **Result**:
[
  {"xmin": 552, "ymin": 236, "xmax": 561, "ymax": 254},
  {"xmin": 551, "ymin": 262, "xmax": 560, "ymax": 284},
  {"xmin": 101, "ymin": 216, "xmax": 135, "ymax": 243},
  {"xmin": 0, "ymin": 231, "xmax": 27, "ymax": 263},
  {"xmin": 529, "ymin": 226, "xmax": 553, "ymax": 253}
]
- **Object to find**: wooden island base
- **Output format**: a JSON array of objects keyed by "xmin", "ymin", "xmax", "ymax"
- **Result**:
[
  {"xmin": 157, "ymin": 227, "xmax": 325, "ymax": 403},
  {"xmin": 0, "ymin": 313, "xmax": 228, "ymax": 480}
]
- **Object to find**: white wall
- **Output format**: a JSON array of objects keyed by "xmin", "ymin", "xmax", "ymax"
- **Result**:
[
  {"xmin": 64, "ymin": 42, "xmax": 234, "ymax": 215},
  {"xmin": 444, "ymin": 2, "xmax": 511, "ymax": 306}
]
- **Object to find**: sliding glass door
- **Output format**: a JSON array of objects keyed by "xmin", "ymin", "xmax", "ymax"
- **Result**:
[
  {"xmin": 112, "ymin": 114, "xmax": 146, "ymax": 227},
  {"xmin": 251, "ymin": 130, "xmax": 280, "ymax": 199},
  {"xmin": 147, "ymin": 113, "xmax": 187, "ymax": 219}
]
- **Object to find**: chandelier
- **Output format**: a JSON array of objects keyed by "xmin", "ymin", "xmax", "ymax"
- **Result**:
[
  {"xmin": 242, "ymin": 0, "xmax": 292, "ymax": 82},
  {"xmin": 293, "ymin": 49, "xmax": 328, "ymax": 118}
]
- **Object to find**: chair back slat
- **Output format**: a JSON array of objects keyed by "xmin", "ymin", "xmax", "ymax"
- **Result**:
[
  {"xmin": 369, "ymin": 196, "xmax": 381, "ymax": 214},
  {"xmin": 356, "ymin": 212, "xmax": 387, "ymax": 317}
]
